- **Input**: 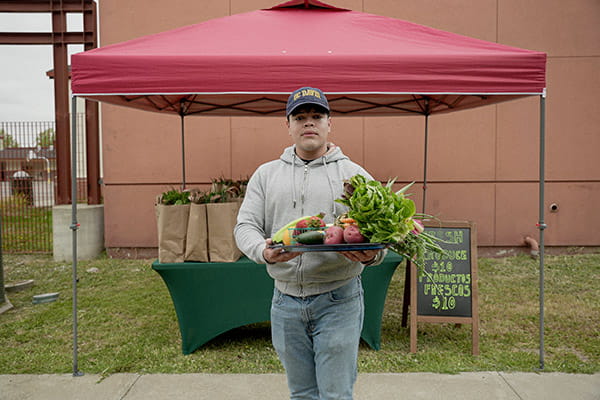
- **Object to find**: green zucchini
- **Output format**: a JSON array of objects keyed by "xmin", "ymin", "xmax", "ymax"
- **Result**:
[{"xmin": 295, "ymin": 230, "xmax": 325, "ymax": 245}]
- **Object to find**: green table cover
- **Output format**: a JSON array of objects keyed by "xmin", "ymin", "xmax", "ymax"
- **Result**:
[{"xmin": 152, "ymin": 252, "xmax": 403, "ymax": 354}]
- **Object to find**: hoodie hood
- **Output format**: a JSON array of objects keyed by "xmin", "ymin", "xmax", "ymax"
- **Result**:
[{"xmin": 279, "ymin": 143, "xmax": 346, "ymax": 165}]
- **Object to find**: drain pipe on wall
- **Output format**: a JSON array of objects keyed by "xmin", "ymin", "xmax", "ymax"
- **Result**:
[{"xmin": 524, "ymin": 235, "xmax": 540, "ymax": 258}]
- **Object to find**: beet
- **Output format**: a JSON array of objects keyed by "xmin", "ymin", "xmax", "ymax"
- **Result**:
[
  {"xmin": 324, "ymin": 226, "xmax": 344, "ymax": 244},
  {"xmin": 343, "ymin": 225, "xmax": 366, "ymax": 243}
]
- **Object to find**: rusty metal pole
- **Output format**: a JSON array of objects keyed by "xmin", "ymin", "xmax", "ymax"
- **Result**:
[
  {"xmin": 52, "ymin": 7, "xmax": 72, "ymax": 205},
  {"xmin": 83, "ymin": 2, "xmax": 101, "ymax": 204}
]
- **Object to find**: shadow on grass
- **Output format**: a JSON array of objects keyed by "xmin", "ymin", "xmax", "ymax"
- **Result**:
[{"xmin": 201, "ymin": 322, "xmax": 273, "ymax": 349}]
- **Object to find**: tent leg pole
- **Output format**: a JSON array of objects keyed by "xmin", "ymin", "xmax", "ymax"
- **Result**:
[
  {"xmin": 180, "ymin": 114, "xmax": 186, "ymax": 190},
  {"xmin": 71, "ymin": 96, "xmax": 83, "ymax": 377},
  {"xmin": 422, "ymin": 114, "xmax": 429, "ymax": 214},
  {"xmin": 538, "ymin": 92, "xmax": 546, "ymax": 370}
]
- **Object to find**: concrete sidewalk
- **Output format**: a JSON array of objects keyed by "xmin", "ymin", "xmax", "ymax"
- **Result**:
[{"xmin": 1, "ymin": 372, "xmax": 599, "ymax": 400}]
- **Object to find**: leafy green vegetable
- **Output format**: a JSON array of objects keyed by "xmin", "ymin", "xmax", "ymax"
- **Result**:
[
  {"xmin": 188, "ymin": 188, "xmax": 211, "ymax": 204},
  {"xmin": 158, "ymin": 177, "xmax": 249, "ymax": 206},
  {"xmin": 207, "ymin": 176, "xmax": 249, "ymax": 203},
  {"xmin": 160, "ymin": 188, "xmax": 191, "ymax": 205},
  {"xmin": 336, "ymin": 174, "xmax": 445, "ymax": 268}
]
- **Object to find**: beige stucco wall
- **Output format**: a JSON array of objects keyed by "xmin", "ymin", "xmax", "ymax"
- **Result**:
[{"xmin": 97, "ymin": 0, "xmax": 600, "ymax": 254}]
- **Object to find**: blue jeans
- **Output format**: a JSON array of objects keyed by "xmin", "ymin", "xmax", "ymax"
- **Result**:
[{"xmin": 271, "ymin": 277, "xmax": 364, "ymax": 400}]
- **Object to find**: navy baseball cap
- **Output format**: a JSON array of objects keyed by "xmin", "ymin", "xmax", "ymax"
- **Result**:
[{"xmin": 286, "ymin": 87, "xmax": 330, "ymax": 117}]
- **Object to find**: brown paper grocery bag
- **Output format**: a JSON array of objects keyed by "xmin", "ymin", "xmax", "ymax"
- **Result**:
[
  {"xmin": 184, "ymin": 203, "xmax": 209, "ymax": 262},
  {"xmin": 206, "ymin": 201, "xmax": 242, "ymax": 262},
  {"xmin": 155, "ymin": 203, "xmax": 190, "ymax": 263}
]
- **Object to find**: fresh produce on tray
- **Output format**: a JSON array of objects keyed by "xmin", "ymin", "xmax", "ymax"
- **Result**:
[
  {"xmin": 273, "ymin": 212, "xmax": 375, "ymax": 247},
  {"xmin": 269, "ymin": 175, "xmax": 444, "ymax": 265},
  {"xmin": 272, "ymin": 213, "xmax": 325, "ymax": 246}
]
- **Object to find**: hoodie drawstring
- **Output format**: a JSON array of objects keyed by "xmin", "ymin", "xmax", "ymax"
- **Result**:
[
  {"xmin": 322, "ymin": 154, "xmax": 337, "ymax": 218},
  {"xmin": 291, "ymin": 153, "xmax": 297, "ymax": 208},
  {"xmin": 289, "ymin": 145, "xmax": 339, "ymax": 218}
]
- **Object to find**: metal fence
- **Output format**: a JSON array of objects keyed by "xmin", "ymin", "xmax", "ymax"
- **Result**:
[{"xmin": 0, "ymin": 116, "xmax": 88, "ymax": 253}]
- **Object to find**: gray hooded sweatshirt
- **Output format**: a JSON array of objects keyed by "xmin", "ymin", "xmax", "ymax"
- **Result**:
[{"xmin": 234, "ymin": 144, "xmax": 384, "ymax": 297}]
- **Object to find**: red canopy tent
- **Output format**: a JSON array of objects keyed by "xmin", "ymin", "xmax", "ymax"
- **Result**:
[
  {"xmin": 69, "ymin": 0, "xmax": 547, "ymax": 375},
  {"xmin": 71, "ymin": 0, "xmax": 545, "ymax": 117}
]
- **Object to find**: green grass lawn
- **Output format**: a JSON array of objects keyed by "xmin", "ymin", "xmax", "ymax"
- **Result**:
[
  {"xmin": 0, "ymin": 251, "xmax": 598, "ymax": 375},
  {"xmin": 1, "ymin": 205, "xmax": 52, "ymax": 253}
]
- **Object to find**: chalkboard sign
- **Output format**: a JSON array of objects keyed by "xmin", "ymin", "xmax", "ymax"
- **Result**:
[
  {"xmin": 409, "ymin": 220, "xmax": 479, "ymax": 355},
  {"xmin": 417, "ymin": 225, "xmax": 472, "ymax": 317}
]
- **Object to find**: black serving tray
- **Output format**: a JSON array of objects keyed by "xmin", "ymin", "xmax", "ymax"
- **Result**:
[{"xmin": 268, "ymin": 243, "xmax": 390, "ymax": 252}]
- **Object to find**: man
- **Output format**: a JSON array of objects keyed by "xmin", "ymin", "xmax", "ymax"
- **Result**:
[{"xmin": 234, "ymin": 87, "xmax": 384, "ymax": 399}]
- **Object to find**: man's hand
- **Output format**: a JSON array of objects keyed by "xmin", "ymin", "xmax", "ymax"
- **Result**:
[
  {"xmin": 340, "ymin": 249, "xmax": 380, "ymax": 264},
  {"xmin": 263, "ymin": 238, "xmax": 300, "ymax": 264}
]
